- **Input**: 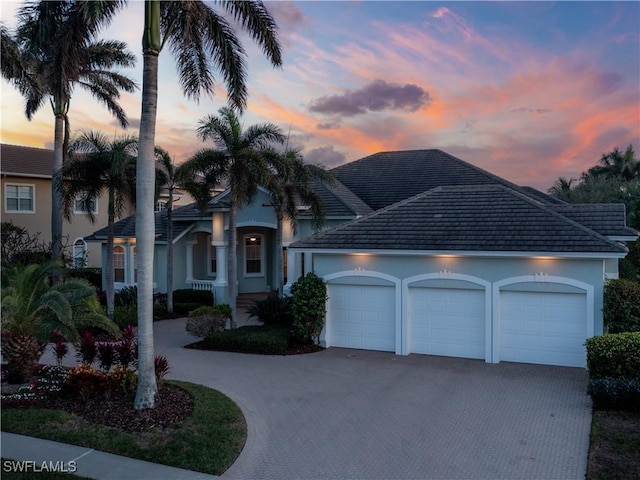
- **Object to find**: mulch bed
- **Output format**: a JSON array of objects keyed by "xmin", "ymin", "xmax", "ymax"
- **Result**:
[{"xmin": 4, "ymin": 384, "xmax": 194, "ymax": 433}]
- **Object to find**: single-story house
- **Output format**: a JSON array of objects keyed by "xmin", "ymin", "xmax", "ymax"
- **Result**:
[{"xmin": 87, "ymin": 149, "xmax": 638, "ymax": 367}]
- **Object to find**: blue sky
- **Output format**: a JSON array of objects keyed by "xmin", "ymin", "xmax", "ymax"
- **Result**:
[{"xmin": 1, "ymin": 1, "xmax": 638, "ymax": 190}]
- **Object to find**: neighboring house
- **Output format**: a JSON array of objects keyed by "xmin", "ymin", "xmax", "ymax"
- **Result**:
[
  {"xmin": 87, "ymin": 149, "xmax": 638, "ymax": 367},
  {"xmin": 1, "ymin": 143, "xmax": 110, "ymax": 267}
]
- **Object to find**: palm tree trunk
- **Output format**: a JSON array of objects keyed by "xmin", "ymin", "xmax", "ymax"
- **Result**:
[
  {"xmin": 228, "ymin": 201, "xmax": 238, "ymax": 329},
  {"xmin": 166, "ymin": 202, "xmax": 173, "ymax": 313},
  {"xmin": 106, "ymin": 190, "xmax": 116, "ymax": 318},
  {"xmin": 134, "ymin": 4, "xmax": 160, "ymax": 409},
  {"xmin": 276, "ymin": 214, "xmax": 284, "ymax": 297},
  {"xmin": 51, "ymin": 114, "xmax": 65, "ymax": 261}
]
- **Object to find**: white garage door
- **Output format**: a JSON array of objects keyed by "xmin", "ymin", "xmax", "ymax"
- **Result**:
[
  {"xmin": 408, "ymin": 287, "xmax": 485, "ymax": 359},
  {"xmin": 500, "ymin": 291, "xmax": 587, "ymax": 367},
  {"xmin": 327, "ymin": 284, "xmax": 396, "ymax": 352}
]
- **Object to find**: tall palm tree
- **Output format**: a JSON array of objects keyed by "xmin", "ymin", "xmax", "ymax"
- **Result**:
[
  {"xmin": 56, "ymin": 131, "xmax": 138, "ymax": 318},
  {"xmin": 547, "ymin": 176, "xmax": 575, "ymax": 200},
  {"xmin": 267, "ymin": 149, "xmax": 334, "ymax": 295},
  {"xmin": 10, "ymin": 0, "xmax": 136, "ymax": 261},
  {"xmin": 178, "ymin": 107, "xmax": 286, "ymax": 327},
  {"xmin": 155, "ymin": 147, "xmax": 179, "ymax": 314},
  {"xmin": 596, "ymin": 145, "xmax": 639, "ymax": 181},
  {"xmin": 134, "ymin": 0, "xmax": 282, "ymax": 409}
]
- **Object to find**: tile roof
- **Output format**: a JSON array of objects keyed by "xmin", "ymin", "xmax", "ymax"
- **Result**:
[
  {"xmin": 330, "ymin": 149, "xmax": 519, "ymax": 211},
  {"xmin": 84, "ymin": 211, "xmax": 193, "ymax": 243},
  {"xmin": 520, "ymin": 186, "xmax": 567, "ymax": 205},
  {"xmin": 304, "ymin": 178, "xmax": 374, "ymax": 217},
  {"xmin": 291, "ymin": 185, "xmax": 627, "ymax": 255},
  {"xmin": 1, "ymin": 144, "xmax": 53, "ymax": 178},
  {"xmin": 550, "ymin": 204, "xmax": 638, "ymax": 238}
]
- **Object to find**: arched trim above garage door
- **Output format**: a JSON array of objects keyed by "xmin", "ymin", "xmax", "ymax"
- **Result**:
[
  {"xmin": 402, "ymin": 273, "xmax": 491, "ymax": 360},
  {"xmin": 492, "ymin": 275, "xmax": 594, "ymax": 365},
  {"xmin": 323, "ymin": 270, "xmax": 402, "ymax": 354}
]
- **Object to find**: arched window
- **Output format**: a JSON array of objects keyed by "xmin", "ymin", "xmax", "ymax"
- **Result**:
[
  {"xmin": 114, "ymin": 246, "xmax": 125, "ymax": 282},
  {"xmin": 155, "ymin": 200, "xmax": 167, "ymax": 212},
  {"xmin": 72, "ymin": 238, "xmax": 87, "ymax": 268}
]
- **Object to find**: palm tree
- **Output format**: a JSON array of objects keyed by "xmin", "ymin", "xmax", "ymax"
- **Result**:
[
  {"xmin": 56, "ymin": 131, "xmax": 138, "ymax": 318},
  {"xmin": 595, "ymin": 145, "xmax": 639, "ymax": 181},
  {"xmin": 547, "ymin": 176, "xmax": 576, "ymax": 200},
  {"xmin": 134, "ymin": 0, "xmax": 282, "ymax": 409},
  {"xmin": 155, "ymin": 147, "xmax": 179, "ymax": 314},
  {"xmin": 267, "ymin": 149, "xmax": 334, "ymax": 295},
  {"xmin": 178, "ymin": 107, "xmax": 286, "ymax": 327},
  {"xmin": 10, "ymin": 0, "xmax": 137, "ymax": 261},
  {"xmin": 1, "ymin": 260, "xmax": 118, "ymax": 383}
]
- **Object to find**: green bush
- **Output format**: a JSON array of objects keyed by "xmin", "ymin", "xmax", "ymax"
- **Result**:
[
  {"xmin": 247, "ymin": 293, "xmax": 293, "ymax": 325},
  {"xmin": 186, "ymin": 305, "xmax": 231, "ymax": 338},
  {"xmin": 202, "ymin": 325, "xmax": 289, "ymax": 355},
  {"xmin": 113, "ymin": 304, "xmax": 138, "ymax": 329},
  {"xmin": 587, "ymin": 377, "xmax": 640, "ymax": 411},
  {"xmin": 174, "ymin": 303, "xmax": 203, "ymax": 315},
  {"xmin": 604, "ymin": 279, "xmax": 640, "ymax": 333},
  {"xmin": 586, "ymin": 332, "xmax": 640, "ymax": 379},
  {"xmin": 68, "ymin": 268, "xmax": 102, "ymax": 290},
  {"xmin": 290, "ymin": 273, "xmax": 327, "ymax": 345},
  {"xmin": 173, "ymin": 289, "xmax": 213, "ymax": 305},
  {"xmin": 114, "ymin": 286, "xmax": 138, "ymax": 307}
]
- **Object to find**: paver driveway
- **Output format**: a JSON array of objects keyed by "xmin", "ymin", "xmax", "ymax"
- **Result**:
[{"xmin": 155, "ymin": 318, "xmax": 591, "ymax": 480}]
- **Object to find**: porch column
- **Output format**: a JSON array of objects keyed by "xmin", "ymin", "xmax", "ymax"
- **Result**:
[
  {"xmin": 304, "ymin": 252, "xmax": 313, "ymax": 275},
  {"xmin": 213, "ymin": 243, "xmax": 228, "ymax": 304},
  {"xmin": 185, "ymin": 241, "xmax": 196, "ymax": 282},
  {"xmin": 283, "ymin": 249, "xmax": 297, "ymax": 295}
]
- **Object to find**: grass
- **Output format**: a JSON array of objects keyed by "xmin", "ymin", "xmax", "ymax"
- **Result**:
[
  {"xmin": 588, "ymin": 410, "xmax": 640, "ymax": 479},
  {"xmin": 1, "ymin": 460, "xmax": 94, "ymax": 480},
  {"xmin": 1, "ymin": 381, "xmax": 246, "ymax": 476}
]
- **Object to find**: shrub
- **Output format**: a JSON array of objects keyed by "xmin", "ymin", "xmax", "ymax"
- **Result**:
[
  {"xmin": 185, "ymin": 305, "xmax": 231, "ymax": 338},
  {"xmin": 75, "ymin": 331, "xmax": 98, "ymax": 365},
  {"xmin": 63, "ymin": 364, "xmax": 108, "ymax": 400},
  {"xmin": 173, "ymin": 289, "xmax": 213, "ymax": 305},
  {"xmin": 203, "ymin": 325, "xmax": 290, "ymax": 355},
  {"xmin": 290, "ymin": 273, "xmax": 327, "ymax": 345},
  {"xmin": 97, "ymin": 342, "xmax": 116, "ymax": 372},
  {"xmin": 114, "ymin": 286, "xmax": 138, "ymax": 307},
  {"xmin": 174, "ymin": 302, "xmax": 205, "ymax": 315},
  {"xmin": 247, "ymin": 293, "xmax": 293, "ymax": 325},
  {"xmin": 50, "ymin": 331, "xmax": 68, "ymax": 367},
  {"xmin": 586, "ymin": 332, "xmax": 640, "ymax": 379},
  {"xmin": 107, "ymin": 365, "xmax": 137, "ymax": 395},
  {"xmin": 587, "ymin": 377, "xmax": 640, "ymax": 411},
  {"xmin": 155, "ymin": 355, "xmax": 170, "ymax": 388},
  {"xmin": 115, "ymin": 325, "xmax": 137, "ymax": 369},
  {"xmin": 604, "ymin": 279, "xmax": 640, "ymax": 333},
  {"xmin": 113, "ymin": 304, "xmax": 138, "ymax": 329},
  {"xmin": 68, "ymin": 268, "xmax": 102, "ymax": 290}
]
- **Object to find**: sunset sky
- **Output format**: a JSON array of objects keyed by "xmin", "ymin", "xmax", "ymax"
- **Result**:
[{"xmin": 1, "ymin": 1, "xmax": 638, "ymax": 190}]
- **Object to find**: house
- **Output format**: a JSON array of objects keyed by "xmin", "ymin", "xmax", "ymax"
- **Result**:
[
  {"xmin": 1, "ymin": 143, "xmax": 108, "ymax": 267},
  {"xmin": 87, "ymin": 149, "xmax": 638, "ymax": 367}
]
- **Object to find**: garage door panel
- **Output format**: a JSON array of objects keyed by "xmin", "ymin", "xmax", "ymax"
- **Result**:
[
  {"xmin": 500, "ymin": 291, "xmax": 586, "ymax": 367},
  {"xmin": 328, "ymin": 284, "xmax": 396, "ymax": 352},
  {"xmin": 409, "ymin": 287, "xmax": 485, "ymax": 359}
]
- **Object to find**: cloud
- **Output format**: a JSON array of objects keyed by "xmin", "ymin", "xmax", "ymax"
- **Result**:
[
  {"xmin": 316, "ymin": 122, "xmax": 341, "ymax": 130},
  {"xmin": 510, "ymin": 107, "xmax": 552, "ymax": 115},
  {"xmin": 304, "ymin": 145, "xmax": 347, "ymax": 168},
  {"xmin": 308, "ymin": 80, "xmax": 431, "ymax": 117}
]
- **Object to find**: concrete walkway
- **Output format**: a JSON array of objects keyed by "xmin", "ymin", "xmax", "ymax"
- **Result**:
[{"xmin": 3, "ymin": 317, "xmax": 592, "ymax": 479}]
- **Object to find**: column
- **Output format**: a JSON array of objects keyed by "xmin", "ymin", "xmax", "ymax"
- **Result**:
[
  {"xmin": 185, "ymin": 241, "xmax": 196, "ymax": 282},
  {"xmin": 283, "ymin": 249, "xmax": 297, "ymax": 295}
]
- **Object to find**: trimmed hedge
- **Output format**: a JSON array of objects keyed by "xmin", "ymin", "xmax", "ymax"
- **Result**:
[
  {"xmin": 587, "ymin": 377, "xmax": 640, "ymax": 411},
  {"xmin": 604, "ymin": 279, "xmax": 640, "ymax": 333},
  {"xmin": 586, "ymin": 332, "xmax": 640, "ymax": 379},
  {"xmin": 201, "ymin": 325, "xmax": 289, "ymax": 355}
]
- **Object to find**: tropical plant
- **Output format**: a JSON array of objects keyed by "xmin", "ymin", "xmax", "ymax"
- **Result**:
[
  {"xmin": 6, "ymin": 1, "xmax": 137, "ymax": 260},
  {"xmin": 0, "ymin": 261, "xmax": 119, "ymax": 383},
  {"xmin": 546, "ymin": 176, "xmax": 576, "ymax": 200},
  {"xmin": 267, "ymin": 149, "xmax": 334, "ymax": 294},
  {"xmin": 290, "ymin": 272, "xmax": 327, "ymax": 345},
  {"xmin": 588, "ymin": 145, "xmax": 639, "ymax": 181},
  {"xmin": 0, "ymin": 221, "xmax": 57, "ymax": 268},
  {"xmin": 133, "ymin": 0, "xmax": 282, "ymax": 410},
  {"xmin": 155, "ymin": 147, "xmax": 179, "ymax": 314},
  {"xmin": 56, "ymin": 131, "xmax": 138, "ymax": 316},
  {"xmin": 178, "ymin": 107, "xmax": 286, "ymax": 329}
]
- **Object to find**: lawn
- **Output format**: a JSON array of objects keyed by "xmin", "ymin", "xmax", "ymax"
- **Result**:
[
  {"xmin": 1, "ymin": 381, "xmax": 246, "ymax": 476},
  {"xmin": 588, "ymin": 410, "xmax": 640, "ymax": 479}
]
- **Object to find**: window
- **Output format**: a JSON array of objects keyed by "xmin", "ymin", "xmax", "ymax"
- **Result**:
[
  {"xmin": 155, "ymin": 201, "xmax": 167, "ymax": 212},
  {"xmin": 207, "ymin": 236, "xmax": 217, "ymax": 276},
  {"xmin": 74, "ymin": 193, "xmax": 98, "ymax": 214},
  {"xmin": 114, "ymin": 246, "xmax": 125, "ymax": 282},
  {"xmin": 5, "ymin": 184, "xmax": 34, "ymax": 213},
  {"xmin": 244, "ymin": 234, "xmax": 263, "ymax": 275},
  {"xmin": 72, "ymin": 238, "xmax": 87, "ymax": 268}
]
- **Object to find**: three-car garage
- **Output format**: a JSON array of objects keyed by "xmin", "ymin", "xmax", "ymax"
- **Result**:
[{"xmin": 323, "ymin": 271, "xmax": 593, "ymax": 368}]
